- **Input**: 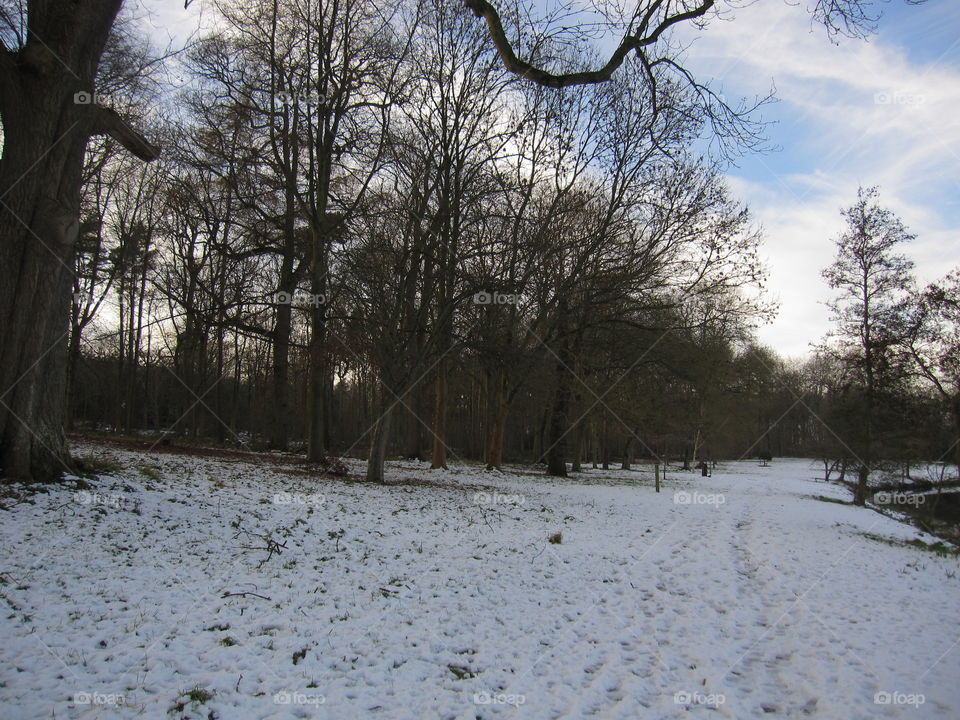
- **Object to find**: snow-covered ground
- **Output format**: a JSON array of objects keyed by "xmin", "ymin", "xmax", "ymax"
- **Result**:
[{"xmin": 1, "ymin": 442, "xmax": 957, "ymax": 719}]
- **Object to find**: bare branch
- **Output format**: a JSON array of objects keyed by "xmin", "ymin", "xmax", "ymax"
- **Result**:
[
  {"xmin": 462, "ymin": 0, "xmax": 714, "ymax": 87},
  {"xmin": 91, "ymin": 106, "xmax": 161, "ymax": 161}
]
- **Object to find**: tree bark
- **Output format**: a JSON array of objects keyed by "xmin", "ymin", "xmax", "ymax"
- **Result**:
[
  {"xmin": 365, "ymin": 397, "xmax": 394, "ymax": 483},
  {"xmin": 269, "ymin": 299, "xmax": 292, "ymax": 449},
  {"xmin": 0, "ymin": 79, "xmax": 88, "ymax": 479},
  {"xmin": 601, "ymin": 416, "xmax": 610, "ymax": 470},
  {"xmin": 405, "ymin": 391, "xmax": 428, "ymax": 461},
  {"xmin": 306, "ymin": 225, "xmax": 329, "ymax": 462},
  {"xmin": 0, "ymin": 1, "xmax": 158, "ymax": 482},
  {"xmin": 621, "ymin": 435, "xmax": 634, "ymax": 471},
  {"xmin": 546, "ymin": 347, "xmax": 572, "ymax": 477},
  {"xmin": 484, "ymin": 371, "xmax": 508, "ymax": 470},
  {"xmin": 571, "ymin": 419, "xmax": 584, "ymax": 472},
  {"xmin": 430, "ymin": 359, "xmax": 448, "ymax": 469},
  {"xmin": 854, "ymin": 464, "xmax": 869, "ymax": 506},
  {"xmin": 65, "ymin": 316, "xmax": 83, "ymax": 431}
]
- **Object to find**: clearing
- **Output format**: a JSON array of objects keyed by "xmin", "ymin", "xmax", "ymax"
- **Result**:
[{"xmin": 0, "ymin": 441, "xmax": 957, "ymax": 719}]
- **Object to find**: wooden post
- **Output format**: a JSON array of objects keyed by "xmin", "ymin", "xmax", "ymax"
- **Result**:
[{"xmin": 655, "ymin": 462, "xmax": 660, "ymax": 493}]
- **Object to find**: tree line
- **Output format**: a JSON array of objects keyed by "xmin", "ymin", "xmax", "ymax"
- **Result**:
[
  {"xmin": 67, "ymin": 0, "xmax": 776, "ymax": 484},
  {"xmin": 0, "ymin": 0, "xmax": 938, "ymax": 487}
]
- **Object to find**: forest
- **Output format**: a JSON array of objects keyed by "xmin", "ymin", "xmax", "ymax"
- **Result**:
[{"xmin": 39, "ymin": 0, "xmax": 956, "ymax": 497}]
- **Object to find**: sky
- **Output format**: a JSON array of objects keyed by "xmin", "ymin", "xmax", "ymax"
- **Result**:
[
  {"xmin": 138, "ymin": 0, "xmax": 959, "ymax": 360},
  {"xmin": 678, "ymin": 0, "xmax": 960, "ymax": 358}
]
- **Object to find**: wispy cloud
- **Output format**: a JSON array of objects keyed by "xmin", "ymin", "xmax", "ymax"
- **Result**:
[{"xmin": 681, "ymin": 2, "xmax": 960, "ymax": 357}]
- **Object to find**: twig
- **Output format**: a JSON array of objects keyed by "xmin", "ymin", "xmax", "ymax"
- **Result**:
[{"xmin": 222, "ymin": 591, "xmax": 272, "ymax": 601}]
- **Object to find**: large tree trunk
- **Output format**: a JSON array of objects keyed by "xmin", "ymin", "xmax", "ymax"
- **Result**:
[
  {"xmin": 269, "ymin": 193, "xmax": 299, "ymax": 450},
  {"xmin": 0, "ymin": 1, "xmax": 158, "ymax": 482},
  {"xmin": 404, "ymin": 329, "xmax": 429, "ymax": 461},
  {"xmin": 0, "ymin": 171, "xmax": 75, "ymax": 481},
  {"xmin": 0, "ymin": 74, "xmax": 90, "ymax": 481}
]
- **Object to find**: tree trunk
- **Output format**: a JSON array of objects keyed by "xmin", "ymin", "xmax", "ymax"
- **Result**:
[
  {"xmin": 545, "ymin": 350, "xmax": 572, "ymax": 477},
  {"xmin": 307, "ymin": 311, "xmax": 327, "ymax": 461},
  {"xmin": 601, "ymin": 416, "xmax": 610, "ymax": 470},
  {"xmin": 0, "ymin": 2, "xmax": 158, "ymax": 481},
  {"xmin": 404, "ymin": 394, "xmax": 427, "ymax": 460},
  {"xmin": 0, "ymin": 186, "xmax": 75, "ymax": 481},
  {"xmin": 570, "ymin": 419, "xmax": 587, "ymax": 472},
  {"xmin": 621, "ymin": 435, "xmax": 634, "ymax": 470},
  {"xmin": 269, "ymin": 300, "xmax": 292, "ymax": 449},
  {"xmin": 591, "ymin": 423, "xmax": 598, "ymax": 469},
  {"xmin": 854, "ymin": 464, "xmax": 869, "ymax": 506},
  {"xmin": 0, "ymin": 83, "xmax": 88, "ymax": 481},
  {"xmin": 65, "ymin": 317, "xmax": 84, "ymax": 432},
  {"xmin": 484, "ymin": 374, "xmax": 509, "ymax": 470},
  {"xmin": 533, "ymin": 406, "xmax": 548, "ymax": 463},
  {"xmin": 307, "ymin": 228, "xmax": 329, "ymax": 462},
  {"xmin": 430, "ymin": 359, "xmax": 449, "ymax": 469},
  {"xmin": 366, "ymin": 398, "xmax": 394, "ymax": 483}
]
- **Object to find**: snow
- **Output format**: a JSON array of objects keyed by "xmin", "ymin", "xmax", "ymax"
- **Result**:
[{"xmin": 1, "ymin": 443, "xmax": 957, "ymax": 719}]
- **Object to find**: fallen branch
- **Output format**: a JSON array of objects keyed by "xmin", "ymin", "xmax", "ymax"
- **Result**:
[
  {"xmin": 233, "ymin": 523, "xmax": 289, "ymax": 567},
  {"xmin": 221, "ymin": 591, "xmax": 272, "ymax": 601}
]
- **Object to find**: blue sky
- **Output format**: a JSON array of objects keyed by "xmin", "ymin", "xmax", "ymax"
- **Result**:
[
  {"xmin": 141, "ymin": 0, "xmax": 958, "ymax": 359},
  {"xmin": 678, "ymin": 0, "xmax": 960, "ymax": 357}
]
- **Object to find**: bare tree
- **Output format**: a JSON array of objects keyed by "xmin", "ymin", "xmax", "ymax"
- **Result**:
[{"xmin": 821, "ymin": 186, "xmax": 916, "ymax": 505}]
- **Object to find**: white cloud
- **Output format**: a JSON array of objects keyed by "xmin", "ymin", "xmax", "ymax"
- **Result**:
[{"xmin": 680, "ymin": 1, "xmax": 960, "ymax": 358}]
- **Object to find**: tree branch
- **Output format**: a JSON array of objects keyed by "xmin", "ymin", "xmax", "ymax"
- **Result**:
[
  {"xmin": 463, "ymin": 0, "xmax": 714, "ymax": 87},
  {"xmin": 91, "ymin": 106, "xmax": 161, "ymax": 161}
]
